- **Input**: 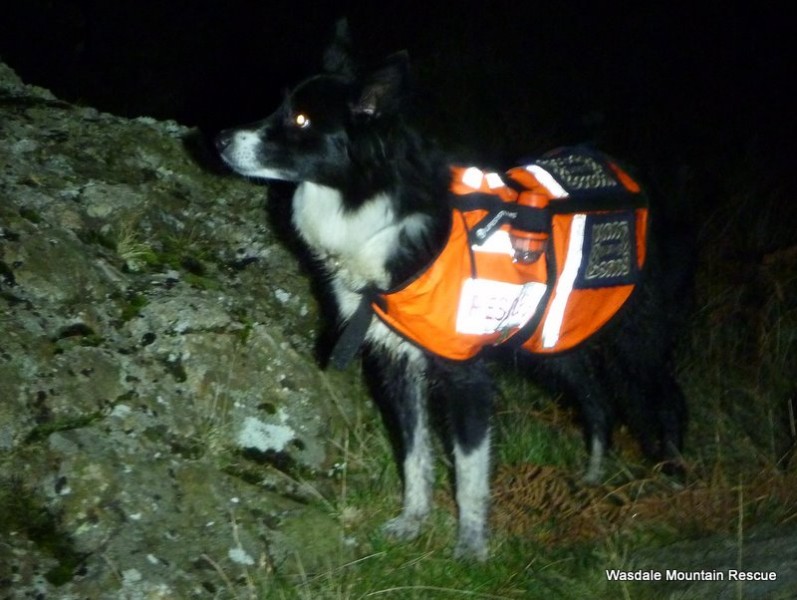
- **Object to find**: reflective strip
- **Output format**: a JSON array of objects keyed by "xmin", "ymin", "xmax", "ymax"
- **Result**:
[
  {"xmin": 541, "ymin": 214, "xmax": 586, "ymax": 348},
  {"xmin": 525, "ymin": 165, "xmax": 569, "ymax": 198},
  {"xmin": 485, "ymin": 172, "xmax": 504, "ymax": 189},
  {"xmin": 471, "ymin": 229, "xmax": 514, "ymax": 256},
  {"xmin": 462, "ymin": 167, "xmax": 484, "ymax": 189}
]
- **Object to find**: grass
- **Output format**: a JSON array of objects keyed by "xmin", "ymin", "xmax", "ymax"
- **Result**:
[
  {"xmin": 194, "ymin": 288, "xmax": 795, "ymax": 599},
  {"xmin": 200, "ymin": 393, "xmax": 672, "ymax": 598}
]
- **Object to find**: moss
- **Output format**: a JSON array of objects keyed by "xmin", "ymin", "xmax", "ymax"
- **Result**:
[
  {"xmin": 76, "ymin": 228, "xmax": 116, "ymax": 251},
  {"xmin": 234, "ymin": 316, "xmax": 255, "ymax": 345},
  {"xmin": 119, "ymin": 292, "xmax": 148, "ymax": 322},
  {"xmin": 18, "ymin": 206, "xmax": 42, "ymax": 224},
  {"xmin": 24, "ymin": 413, "xmax": 102, "ymax": 444},
  {"xmin": 0, "ymin": 476, "xmax": 85, "ymax": 586},
  {"xmin": 182, "ymin": 272, "xmax": 221, "ymax": 290}
]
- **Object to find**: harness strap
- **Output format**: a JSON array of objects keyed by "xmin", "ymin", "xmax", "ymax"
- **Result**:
[
  {"xmin": 329, "ymin": 287, "xmax": 382, "ymax": 369},
  {"xmin": 454, "ymin": 195, "xmax": 550, "ymax": 246}
]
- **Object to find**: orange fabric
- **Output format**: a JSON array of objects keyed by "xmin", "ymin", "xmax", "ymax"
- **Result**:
[
  {"xmin": 607, "ymin": 160, "xmax": 642, "ymax": 193},
  {"xmin": 372, "ymin": 156, "xmax": 648, "ymax": 361},
  {"xmin": 506, "ymin": 167, "xmax": 559, "ymax": 200},
  {"xmin": 373, "ymin": 193, "xmax": 548, "ymax": 360}
]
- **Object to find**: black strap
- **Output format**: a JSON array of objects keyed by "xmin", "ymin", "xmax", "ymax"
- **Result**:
[
  {"xmin": 329, "ymin": 289, "xmax": 378, "ymax": 369},
  {"xmin": 453, "ymin": 195, "xmax": 550, "ymax": 246},
  {"xmin": 453, "ymin": 194, "xmax": 508, "ymax": 213}
]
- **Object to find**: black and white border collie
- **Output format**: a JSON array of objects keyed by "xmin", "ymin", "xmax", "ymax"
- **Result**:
[{"xmin": 215, "ymin": 24, "xmax": 687, "ymax": 561}]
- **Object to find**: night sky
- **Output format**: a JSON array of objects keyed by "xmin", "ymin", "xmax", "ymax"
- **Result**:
[{"xmin": 0, "ymin": 1, "xmax": 791, "ymax": 212}]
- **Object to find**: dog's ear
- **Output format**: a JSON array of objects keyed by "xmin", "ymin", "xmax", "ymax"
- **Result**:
[
  {"xmin": 323, "ymin": 19, "xmax": 356, "ymax": 77},
  {"xmin": 351, "ymin": 51, "xmax": 410, "ymax": 118}
]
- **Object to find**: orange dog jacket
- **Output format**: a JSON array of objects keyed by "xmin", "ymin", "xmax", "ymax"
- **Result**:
[{"xmin": 332, "ymin": 147, "xmax": 648, "ymax": 366}]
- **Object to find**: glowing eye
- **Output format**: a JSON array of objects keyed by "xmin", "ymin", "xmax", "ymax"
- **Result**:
[{"xmin": 294, "ymin": 113, "xmax": 310, "ymax": 128}]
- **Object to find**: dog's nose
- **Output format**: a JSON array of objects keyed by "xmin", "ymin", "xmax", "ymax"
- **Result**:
[{"xmin": 215, "ymin": 129, "xmax": 234, "ymax": 153}]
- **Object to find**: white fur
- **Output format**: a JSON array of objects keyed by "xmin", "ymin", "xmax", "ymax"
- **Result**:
[
  {"xmin": 381, "ymin": 372, "xmax": 434, "ymax": 540},
  {"xmin": 221, "ymin": 129, "xmax": 292, "ymax": 180},
  {"xmin": 292, "ymin": 183, "xmax": 398, "ymax": 291},
  {"xmin": 453, "ymin": 434, "xmax": 491, "ymax": 560},
  {"xmin": 582, "ymin": 434, "xmax": 605, "ymax": 484},
  {"xmin": 292, "ymin": 182, "xmax": 428, "ymax": 364}
]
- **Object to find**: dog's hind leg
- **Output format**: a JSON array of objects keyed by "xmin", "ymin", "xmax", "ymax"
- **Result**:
[
  {"xmin": 376, "ymin": 351, "xmax": 434, "ymax": 542},
  {"xmin": 652, "ymin": 371, "xmax": 688, "ymax": 475},
  {"xmin": 608, "ymin": 342, "xmax": 688, "ymax": 475},
  {"xmin": 660, "ymin": 375, "xmax": 687, "ymax": 457},
  {"xmin": 539, "ymin": 354, "xmax": 614, "ymax": 485},
  {"xmin": 437, "ymin": 359, "xmax": 493, "ymax": 561},
  {"xmin": 584, "ymin": 433, "xmax": 607, "ymax": 485}
]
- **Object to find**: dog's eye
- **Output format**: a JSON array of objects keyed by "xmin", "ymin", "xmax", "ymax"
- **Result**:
[{"xmin": 293, "ymin": 113, "xmax": 310, "ymax": 128}]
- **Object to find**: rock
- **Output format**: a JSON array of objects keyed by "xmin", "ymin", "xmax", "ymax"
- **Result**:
[
  {"xmin": 0, "ymin": 60, "xmax": 366, "ymax": 598},
  {"xmin": 632, "ymin": 525, "xmax": 797, "ymax": 599}
]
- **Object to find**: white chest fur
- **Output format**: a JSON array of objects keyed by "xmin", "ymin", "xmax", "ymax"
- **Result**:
[
  {"xmin": 291, "ymin": 182, "xmax": 427, "ymax": 362},
  {"xmin": 292, "ymin": 183, "xmax": 397, "ymax": 293},
  {"xmin": 293, "ymin": 182, "xmax": 399, "ymax": 318}
]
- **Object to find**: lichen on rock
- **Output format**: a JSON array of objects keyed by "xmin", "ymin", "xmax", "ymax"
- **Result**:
[{"xmin": 0, "ymin": 59, "xmax": 367, "ymax": 598}]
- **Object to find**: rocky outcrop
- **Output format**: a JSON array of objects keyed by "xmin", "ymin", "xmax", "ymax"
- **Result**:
[{"xmin": 0, "ymin": 60, "xmax": 366, "ymax": 598}]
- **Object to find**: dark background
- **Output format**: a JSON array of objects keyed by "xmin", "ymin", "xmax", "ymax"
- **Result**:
[{"xmin": 0, "ymin": 1, "xmax": 791, "ymax": 225}]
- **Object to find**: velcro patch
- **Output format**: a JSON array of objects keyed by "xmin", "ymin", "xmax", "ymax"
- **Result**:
[
  {"xmin": 456, "ymin": 278, "xmax": 547, "ymax": 335},
  {"xmin": 535, "ymin": 153, "xmax": 621, "ymax": 193},
  {"xmin": 576, "ymin": 212, "xmax": 638, "ymax": 288}
]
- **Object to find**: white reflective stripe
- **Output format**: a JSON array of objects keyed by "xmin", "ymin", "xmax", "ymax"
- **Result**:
[
  {"xmin": 525, "ymin": 164, "xmax": 569, "ymax": 198},
  {"xmin": 541, "ymin": 214, "xmax": 586, "ymax": 348},
  {"xmin": 471, "ymin": 229, "xmax": 514, "ymax": 256},
  {"xmin": 462, "ymin": 167, "xmax": 484, "ymax": 189},
  {"xmin": 485, "ymin": 172, "xmax": 504, "ymax": 189}
]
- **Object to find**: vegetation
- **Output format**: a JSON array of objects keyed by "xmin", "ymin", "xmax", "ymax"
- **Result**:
[{"xmin": 195, "ymin": 154, "xmax": 796, "ymax": 598}]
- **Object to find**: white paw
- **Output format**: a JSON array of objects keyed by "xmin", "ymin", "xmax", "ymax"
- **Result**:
[
  {"xmin": 454, "ymin": 527, "xmax": 489, "ymax": 562},
  {"xmin": 582, "ymin": 462, "xmax": 605, "ymax": 485},
  {"xmin": 381, "ymin": 513, "xmax": 426, "ymax": 541}
]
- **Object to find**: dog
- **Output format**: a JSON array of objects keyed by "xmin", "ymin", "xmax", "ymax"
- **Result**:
[{"xmin": 215, "ymin": 23, "xmax": 688, "ymax": 561}]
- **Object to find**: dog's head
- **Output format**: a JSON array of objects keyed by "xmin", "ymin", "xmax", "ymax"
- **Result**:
[{"xmin": 215, "ymin": 22, "xmax": 411, "ymax": 194}]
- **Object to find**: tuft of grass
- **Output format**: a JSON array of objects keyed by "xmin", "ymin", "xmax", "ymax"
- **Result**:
[{"xmin": 116, "ymin": 226, "xmax": 159, "ymax": 272}]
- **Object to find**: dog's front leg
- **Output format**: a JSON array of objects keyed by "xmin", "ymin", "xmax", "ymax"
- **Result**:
[
  {"xmin": 376, "ymin": 350, "xmax": 433, "ymax": 541},
  {"xmin": 439, "ymin": 359, "xmax": 493, "ymax": 561},
  {"xmin": 452, "ymin": 426, "xmax": 491, "ymax": 560}
]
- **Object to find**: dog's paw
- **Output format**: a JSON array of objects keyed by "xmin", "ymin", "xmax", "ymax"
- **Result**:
[
  {"xmin": 381, "ymin": 513, "xmax": 426, "ymax": 541},
  {"xmin": 581, "ymin": 468, "xmax": 604, "ymax": 486},
  {"xmin": 454, "ymin": 527, "xmax": 489, "ymax": 562}
]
